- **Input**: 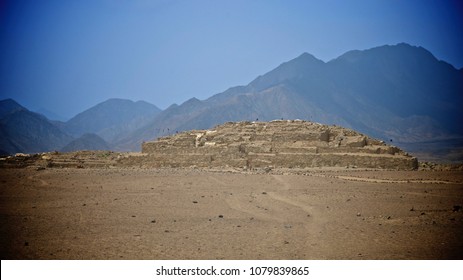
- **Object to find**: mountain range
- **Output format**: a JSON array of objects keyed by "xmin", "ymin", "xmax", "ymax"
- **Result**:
[
  {"xmin": 1, "ymin": 43, "xmax": 462, "ymax": 162},
  {"xmin": 0, "ymin": 98, "xmax": 161, "ymax": 155},
  {"xmin": 0, "ymin": 99, "xmax": 73, "ymax": 154},
  {"xmin": 62, "ymin": 98, "xmax": 161, "ymax": 143}
]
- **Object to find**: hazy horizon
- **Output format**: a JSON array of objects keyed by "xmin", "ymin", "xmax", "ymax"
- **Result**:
[{"xmin": 1, "ymin": 0, "xmax": 462, "ymax": 120}]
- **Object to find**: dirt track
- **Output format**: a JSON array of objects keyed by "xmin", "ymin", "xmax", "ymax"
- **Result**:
[{"xmin": 1, "ymin": 167, "xmax": 462, "ymax": 259}]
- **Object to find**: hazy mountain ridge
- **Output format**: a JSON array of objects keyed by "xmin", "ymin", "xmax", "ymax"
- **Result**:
[
  {"xmin": 0, "ymin": 105, "xmax": 73, "ymax": 154},
  {"xmin": 0, "ymin": 98, "xmax": 161, "ymax": 154},
  {"xmin": 0, "ymin": 98, "xmax": 27, "ymax": 119},
  {"xmin": 115, "ymin": 43, "xmax": 462, "ymax": 162},
  {"xmin": 326, "ymin": 43, "xmax": 462, "ymax": 134},
  {"xmin": 64, "ymin": 98, "xmax": 161, "ymax": 142},
  {"xmin": 61, "ymin": 133, "xmax": 110, "ymax": 152},
  {"xmin": 2, "ymin": 43, "xmax": 461, "ymax": 161}
]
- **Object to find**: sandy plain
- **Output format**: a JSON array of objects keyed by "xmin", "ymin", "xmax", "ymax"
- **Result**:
[{"xmin": 1, "ymin": 166, "xmax": 462, "ymax": 260}]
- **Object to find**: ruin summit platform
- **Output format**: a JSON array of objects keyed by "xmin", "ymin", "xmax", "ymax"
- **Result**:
[{"xmin": 134, "ymin": 120, "xmax": 417, "ymax": 170}]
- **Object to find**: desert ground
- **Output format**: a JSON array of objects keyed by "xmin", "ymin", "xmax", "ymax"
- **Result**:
[{"xmin": 1, "ymin": 166, "xmax": 462, "ymax": 260}]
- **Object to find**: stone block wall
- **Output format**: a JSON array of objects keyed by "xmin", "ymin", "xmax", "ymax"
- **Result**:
[{"xmin": 137, "ymin": 120, "xmax": 418, "ymax": 170}]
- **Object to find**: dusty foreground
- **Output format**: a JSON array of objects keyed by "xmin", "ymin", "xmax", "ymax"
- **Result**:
[{"xmin": 1, "ymin": 167, "xmax": 462, "ymax": 260}]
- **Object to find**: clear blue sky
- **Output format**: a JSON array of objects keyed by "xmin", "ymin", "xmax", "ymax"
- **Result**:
[{"xmin": 1, "ymin": 0, "xmax": 462, "ymax": 120}]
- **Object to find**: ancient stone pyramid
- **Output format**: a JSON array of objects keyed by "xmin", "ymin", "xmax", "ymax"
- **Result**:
[{"xmin": 139, "ymin": 120, "xmax": 418, "ymax": 170}]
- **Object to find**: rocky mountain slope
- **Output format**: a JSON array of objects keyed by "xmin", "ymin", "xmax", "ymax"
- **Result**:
[
  {"xmin": 0, "ymin": 99, "xmax": 73, "ymax": 154},
  {"xmin": 63, "ymin": 98, "xmax": 161, "ymax": 143},
  {"xmin": 60, "ymin": 133, "xmax": 110, "ymax": 152},
  {"xmin": 0, "ymin": 98, "xmax": 27, "ymax": 119},
  {"xmin": 0, "ymin": 98, "xmax": 161, "ymax": 155}
]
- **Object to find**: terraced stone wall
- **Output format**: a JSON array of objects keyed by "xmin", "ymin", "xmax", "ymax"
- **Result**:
[{"xmin": 138, "ymin": 120, "xmax": 418, "ymax": 170}]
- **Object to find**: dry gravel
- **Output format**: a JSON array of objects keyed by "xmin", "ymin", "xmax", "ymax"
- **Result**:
[{"xmin": 1, "ymin": 167, "xmax": 462, "ymax": 259}]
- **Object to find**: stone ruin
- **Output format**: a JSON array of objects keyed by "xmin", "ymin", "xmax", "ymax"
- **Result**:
[{"xmin": 128, "ymin": 120, "xmax": 418, "ymax": 170}]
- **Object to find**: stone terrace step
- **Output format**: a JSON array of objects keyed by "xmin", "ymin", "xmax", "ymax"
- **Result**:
[{"xmin": 139, "ymin": 120, "xmax": 418, "ymax": 170}]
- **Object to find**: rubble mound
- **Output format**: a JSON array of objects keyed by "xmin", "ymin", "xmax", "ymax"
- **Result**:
[
  {"xmin": 135, "ymin": 120, "xmax": 418, "ymax": 170},
  {"xmin": 0, "ymin": 151, "xmax": 119, "ymax": 169}
]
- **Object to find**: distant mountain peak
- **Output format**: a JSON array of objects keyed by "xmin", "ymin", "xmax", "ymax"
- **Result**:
[
  {"xmin": 328, "ymin": 42, "xmax": 457, "ymax": 76},
  {"xmin": 337, "ymin": 42, "xmax": 438, "ymax": 62},
  {"xmin": 97, "ymin": 98, "xmax": 138, "ymax": 106},
  {"xmin": 1, "ymin": 98, "xmax": 21, "ymax": 105},
  {"xmin": 296, "ymin": 52, "xmax": 325, "ymax": 63},
  {"xmin": 282, "ymin": 52, "xmax": 325, "ymax": 69},
  {"xmin": 64, "ymin": 98, "xmax": 161, "ymax": 141},
  {"xmin": 0, "ymin": 98, "xmax": 26, "ymax": 109},
  {"xmin": 0, "ymin": 101, "xmax": 73, "ymax": 154},
  {"xmin": 185, "ymin": 97, "xmax": 201, "ymax": 103},
  {"xmin": 247, "ymin": 52, "xmax": 325, "ymax": 92},
  {"xmin": 0, "ymin": 98, "xmax": 27, "ymax": 119}
]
